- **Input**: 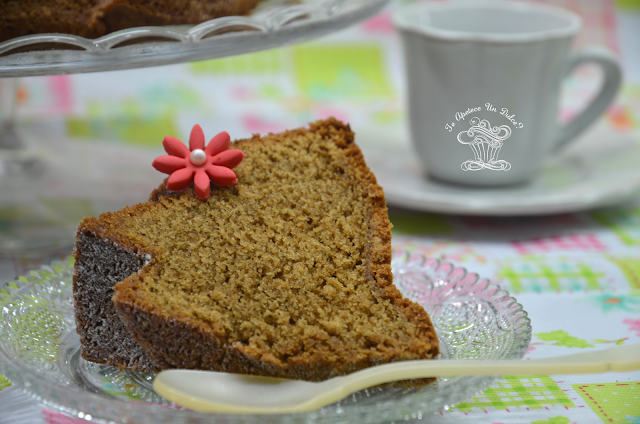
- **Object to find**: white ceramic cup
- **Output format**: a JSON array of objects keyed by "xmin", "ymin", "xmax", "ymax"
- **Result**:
[{"xmin": 393, "ymin": 1, "xmax": 622, "ymax": 186}]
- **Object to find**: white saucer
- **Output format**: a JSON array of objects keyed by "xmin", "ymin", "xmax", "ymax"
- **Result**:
[{"xmin": 360, "ymin": 124, "xmax": 640, "ymax": 216}]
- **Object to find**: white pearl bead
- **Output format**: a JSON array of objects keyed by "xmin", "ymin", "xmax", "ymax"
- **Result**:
[{"xmin": 190, "ymin": 149, "xmax": 207, "ymax": 165}]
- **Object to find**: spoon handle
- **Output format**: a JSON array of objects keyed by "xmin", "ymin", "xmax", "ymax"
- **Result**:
[{"xmin": 341, "ymin": 344, "xmax": 640, "ymax": 392}]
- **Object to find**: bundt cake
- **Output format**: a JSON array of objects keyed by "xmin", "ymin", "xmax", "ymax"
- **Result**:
[{"xmin": 72, "ymin": 118, "xmax": 439, "ymax": 382}]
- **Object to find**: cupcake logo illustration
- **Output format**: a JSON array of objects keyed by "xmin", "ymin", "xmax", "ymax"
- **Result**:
[{"xmin": 457, "ymin": 117, "xmax": 512, "ymax": 171}]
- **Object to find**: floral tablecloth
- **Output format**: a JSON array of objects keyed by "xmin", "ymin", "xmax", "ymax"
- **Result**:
[{"xmin": 1, "ymin": 1, "xmax": 640, "ymax": 423}]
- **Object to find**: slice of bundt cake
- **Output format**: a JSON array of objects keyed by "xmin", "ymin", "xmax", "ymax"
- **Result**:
[{"xmin": 73, "ymin": 118, "xmax": 439, "ymax": 380}]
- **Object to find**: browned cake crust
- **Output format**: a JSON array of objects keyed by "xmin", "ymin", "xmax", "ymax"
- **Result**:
[
  {"xmin": 73, "ymin": 233, "xmax": 159, "ymax": 372},
  {"xmin": 0, "ymin": 0, "xmax": 262, "ymax": 42},
  {"xmin": 73, "ymin": 118, "xmax": 439, "ymax": 381}
]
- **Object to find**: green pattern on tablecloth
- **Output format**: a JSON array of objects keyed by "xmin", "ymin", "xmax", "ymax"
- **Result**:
[
  {"xmin": 190, "ymin": 50, "xmax": 284, "ymax": 75},
  {"xmin": 609, "ymin": 257, "xmax": 640, "ymax": 289},
  {"xmin": 531, "ymin": 417, "xmax": 571, "ymax": 424},
  {"xmin": 389, "ymin": 211, "xmax": 454, "ymax": 235},
  {"xmin": 573, "ymin": 382, "xmax": 640, "ymax": 423},
  {"xmin": 0, "ymin": 198, "xmax": 95, "ymax": 234},
  {"xmin": 292, "ymin": 44, "xmax": 393, "ymax": 100},
  {"xmin": 536, "ymin": 331, "xmax": 594, "ymax": 348},
  {"xmin": 497, "ymin": 261, "xmax": 604, "ymax": 292},
  {"xmin": 454, "ymin": 376, "xmax": 575, "ymax": 412},
  {"xmin": 592, "ymin": 208, "xmax": 640, "ymax": 246},
  {"xmin": 67, "ymin": 113, "xmax": 179, "ymax": 146},
  {"xmin": 66, "ymin": 82, "xmax": 203, "ymax": 146},
  {"xmin": 617, "ymin": 0, "xmax": 640, "ymax": 11},
  {"xmin": 0, "ymin": 373, "xmax": 10, "ymax": 390}
]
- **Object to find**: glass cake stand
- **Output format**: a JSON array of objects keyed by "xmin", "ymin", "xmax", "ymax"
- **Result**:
[
  {"xmin": 0, "ymin": 252, "xmax": 532, "ymax": 424},
  {"xmin": 0, "ymin": 0, "xmax": 387, "ymax": 77},
  {"xmin": 0, "ymin": 0, "xmax": 388, "ymax": 256}
]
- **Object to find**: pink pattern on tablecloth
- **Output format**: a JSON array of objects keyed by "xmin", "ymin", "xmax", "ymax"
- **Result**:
[
  {"xmin": 49, "ymin": 76, "xmax": 72, "ymax": 111},
  {"xmin": 241, "ymin": 114, "xmax": 287, "ymax": 133},
  {"xmin": 42, "ymin": 409, "xmax": 87, "ymax": 424},
  {"xmin": 360, "ymin": 12, "xmax": 394, "ymax": 33},
  {"xmin": 230, "ymin": 86, "xmax": 253, "ymax": 101},
  {"xmin": 624, "ymin": 318, "xmax": 640, "ymax": 337},
  {"xmin": 511, "ymin": 234, "xmax": 607, "ymax": 254}
]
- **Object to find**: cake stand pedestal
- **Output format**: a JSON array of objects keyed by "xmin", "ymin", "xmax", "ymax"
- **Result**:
[{"xmin": 0, "ymin": 0, "xmax": 388, "ymax": 256}]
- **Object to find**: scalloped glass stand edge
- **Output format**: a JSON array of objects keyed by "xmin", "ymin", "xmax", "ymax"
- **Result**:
[
  {"xmin": 0, "ymin": 0, "xmax": 388, "ymax": 77},
  {"xmin": 0, "ymin": 251, "xmax": 532, "ymax": 424}
]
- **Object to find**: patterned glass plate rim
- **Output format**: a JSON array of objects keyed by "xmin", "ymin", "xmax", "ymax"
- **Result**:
[
  {"xmin": 0, "ymin": 251, "xmax": 531, "ymax": 424},
  {"xmin": 0, "ymin": 0, "xmax": 388, "ymax": 77}
]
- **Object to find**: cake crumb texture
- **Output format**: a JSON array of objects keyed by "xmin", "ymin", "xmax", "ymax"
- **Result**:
[{"xmin": 74, "ymin": 118, "xmax": 439, "ymax": 381}]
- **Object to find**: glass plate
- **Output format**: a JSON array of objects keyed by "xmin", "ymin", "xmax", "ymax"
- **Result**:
[
  {"xmin": 0, "ymin": 0, "xmax": 388, "ymax": 77},
  {"xmin": 0, "ymin": 251, "xmax": 531, "ymax": 424}
]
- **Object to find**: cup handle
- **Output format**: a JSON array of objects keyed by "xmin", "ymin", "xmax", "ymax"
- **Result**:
[{"xmin": 555, "ymin": 47, "xmax": 622, "ymax": 150}]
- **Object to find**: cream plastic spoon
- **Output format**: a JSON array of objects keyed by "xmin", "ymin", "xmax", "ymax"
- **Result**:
[{"xmin": 153, "ymin": 343, "xmax": 640, "ymax": 414}]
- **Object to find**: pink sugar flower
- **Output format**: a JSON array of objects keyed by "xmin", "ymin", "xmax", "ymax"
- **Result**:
[{"xmin": 152, "ymin": 125, "xmax": 244, "ymax": 200}]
